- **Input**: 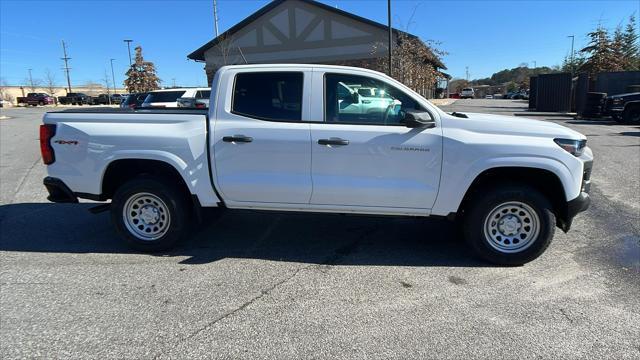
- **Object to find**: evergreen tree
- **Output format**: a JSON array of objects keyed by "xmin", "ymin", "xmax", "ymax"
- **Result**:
[
  {"xmin": 610, "ymin": 26, "xmax": 626, "ymax": 71},
  {"xmin": 124, "ymin": 46, "xmax": 160, "ymax": 93},
  {"xmin": 622, "ymin": 15, "xmax": 639, "ymax": 70},
  {"xmin": 580, "ymin": 25, "xmax": 615, "ymax": 75}
]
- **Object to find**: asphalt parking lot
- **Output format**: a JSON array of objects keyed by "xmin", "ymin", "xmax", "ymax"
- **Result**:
[{"xmin": 1, "ymin": 101, "xmax": 639, "ymax": 359}]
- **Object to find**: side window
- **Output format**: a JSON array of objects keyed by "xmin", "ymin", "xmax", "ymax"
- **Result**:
[
  {"xmin": 198, "ymin": 90, "xmax": 211, "ymax": 99},
  {"xmin": 325, "ymin": 73, "xmax": 422, "ymax": 125},
  {"xmin": 232, "ymin": 72, "xmax": 303, "ymax": 122}
]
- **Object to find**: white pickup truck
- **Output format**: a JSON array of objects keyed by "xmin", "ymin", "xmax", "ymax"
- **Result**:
[{"xmin": 40, "ymin": 64, "xmax": 593, "ymax": 265}]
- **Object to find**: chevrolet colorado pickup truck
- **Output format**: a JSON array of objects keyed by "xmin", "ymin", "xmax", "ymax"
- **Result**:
[{"xmin": 40, "ymin": 65, "xmax": 593, "ymax": 265}]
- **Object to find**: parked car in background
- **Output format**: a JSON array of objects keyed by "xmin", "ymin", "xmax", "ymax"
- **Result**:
[
  {"xmin": 91, "ymin": 94, "xmax": 112, "ymax": 105},
  {"xmin": 110, "ymin": 94, "xmax": 124, "ymax": 104},
  {"xmin": 485, "ymin": 95, "xmax": 493, "ymax": 99},
  {"xmin": 605, "ymin": 92, "xmax": 640, "ymax": 124},
  {"xmin": 460, "ymin": 88, "xmax": 474, "ymax": 99},
  {"xmin": 141, "ymin": 88, "xmax": 210, "ymax": 108},
  {"xmin": 16, "ymin": 93, "xmax": 55, "ymax": 106},
  {"xmin": 120, "ymin": 93, "xmax": 149, "ymax": 109},
  {"xmin": 177, "ymin": 89, "xmax": 211, "ymax": 108},
  {"xmin": 58, "ymin": 93, "xmax": 91, "ymax": 105}
]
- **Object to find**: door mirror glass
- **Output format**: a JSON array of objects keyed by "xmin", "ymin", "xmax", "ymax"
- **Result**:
[{"xmin": 403, "ymin": 110, "xmax": 435, "ymax": 128}]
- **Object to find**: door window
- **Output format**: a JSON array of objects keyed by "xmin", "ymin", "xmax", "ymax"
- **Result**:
[
  {"xmin": 232, "ymin": 72, "xmax": 303, "ymax": 122},
  {"xmin": 325, "ymin": 73, "xmax": 424, "ymax": 125}
]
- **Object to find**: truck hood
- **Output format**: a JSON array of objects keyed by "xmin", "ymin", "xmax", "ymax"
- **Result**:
[{"xmin": 446, "ymin": 112, "xmax": 586, "ymax": 140}]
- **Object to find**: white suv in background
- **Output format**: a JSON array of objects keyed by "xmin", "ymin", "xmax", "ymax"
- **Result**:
[
  {"xmin": 460, "ymin": 87, "xmax": 475, "ymax": 99},
  {"xmin": 141, "ymin": 88, "xmax": 210, "ymax": 108}
]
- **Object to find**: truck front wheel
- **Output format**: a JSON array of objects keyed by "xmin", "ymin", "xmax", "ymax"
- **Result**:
[
  {"xmin": 111, "ymin": 176, "xmax": 191, "ymax": 252},
  {"xmin": 463, "ymin": 185, "xmax": 555, "ymax": 265}
]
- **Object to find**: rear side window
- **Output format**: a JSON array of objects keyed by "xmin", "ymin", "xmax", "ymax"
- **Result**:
[
  {"xmin": 196, "ymin": 90, "xmax": 211, "ymax": 99},
  {"xmin": 145, "ymin": 91, "xmax": 186, "ymax": 103},
  {"xmin": 232, "ymin": 72, "xmax": 303, "ymax": 121}
]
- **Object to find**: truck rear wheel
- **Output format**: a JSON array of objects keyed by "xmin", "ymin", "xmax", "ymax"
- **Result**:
[
  {"xmin": 111, "ymin": 176, "xmax": 191, "ymax": 252},
  {"xmin": 463, "ymin": 185, "xmax": 555, "ymax": 265},
  {"xmin": 622, "ymin": 104, "xmax": 640, "ymax": 124}
]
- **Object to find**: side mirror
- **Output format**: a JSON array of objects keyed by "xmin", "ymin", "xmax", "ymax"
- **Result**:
[{"xmin": 404, "ymin": 110, "xmax": 436, "ymax": 128}]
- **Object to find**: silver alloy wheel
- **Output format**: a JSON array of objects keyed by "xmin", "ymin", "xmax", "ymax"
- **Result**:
[
  {"xmin": 123, "ymin": 192, "xmax": 171, "ymax": 241},
  {"xmin": 483, "ymin": 201, "xmax": 540, "ymax": 253}
]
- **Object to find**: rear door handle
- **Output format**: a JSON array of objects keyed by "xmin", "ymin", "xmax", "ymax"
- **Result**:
[
  {"xmin": 318, "ymin": 138, "xmax": 349, "ymax": 146},
  {"xmin": 223, "ymin": 135, "xmax": 253, "ymax": 143}
]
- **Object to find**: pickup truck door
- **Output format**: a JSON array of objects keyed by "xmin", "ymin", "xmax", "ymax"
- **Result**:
[
  {"xmin": 212, "ymin": 70, "xmax": 312, "ymax": 204},
  {"xmin": 309, "ymin": 72, "xmax": 442, "ymax": 210}
]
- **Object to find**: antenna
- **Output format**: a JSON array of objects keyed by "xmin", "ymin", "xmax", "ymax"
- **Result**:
[{"xmin": 61, "ymin": 40, "xmax": 72, "ymax": 93}]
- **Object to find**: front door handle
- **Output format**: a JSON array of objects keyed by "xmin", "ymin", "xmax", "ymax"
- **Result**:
[
  {"xmin": 318, "ymin": 138, "xmax": 349, "ymax": 146},
  {"xmin": 223, "ymin": 135, "xmax": 253, "ymax": 143}
]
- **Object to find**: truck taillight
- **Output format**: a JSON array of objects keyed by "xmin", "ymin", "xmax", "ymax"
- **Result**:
[{"xmin": 39, "ymin": 124, "xmax": 56, "ymax": 165}]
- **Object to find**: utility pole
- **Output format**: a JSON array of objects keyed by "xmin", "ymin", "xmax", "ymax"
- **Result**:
[
  {"xmin": 27, "ymin": 68, "xmax": 34, "ymax": 90},
  {"xmin": 213, "ymin": 0, "xmax": 219, "ymax": 37},
  {"xmin": 532, "ymin": 60, "xmax": 537, "ymax": 69},
  {"xmin": 61, "ymin": 40, "xmax": 72, "ymax": 93},
  {"xmin": 172, "ymin": 78, "xmax": 176, "ymax": 88},
  {"xmin": 123, "ymin": 39, "xmax": 133, "ymax": 66},
  {"xmin": 387, "ymin": 0, "xmax": 392, "ymax": 77},
  {"xmin": 110, "ymin": 58, "xmax": 117, "ymax": 104},
  {"xmin": 465, "ymin": 66, "xmax": 469, "ymax": 81},
  {"xmin": 568, "ymin": 35, "xmax": 575, "ymax": 75}
]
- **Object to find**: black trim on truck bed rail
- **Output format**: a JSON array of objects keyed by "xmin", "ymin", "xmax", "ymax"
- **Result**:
[{"xmin": 50, "ymin": 108, "xmax": 209, "ymax": 115}]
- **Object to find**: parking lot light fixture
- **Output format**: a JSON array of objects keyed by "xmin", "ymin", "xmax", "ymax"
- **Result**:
[{"xmin": 123, "ymin": 40, "xmax": 133, "ymax": 67}]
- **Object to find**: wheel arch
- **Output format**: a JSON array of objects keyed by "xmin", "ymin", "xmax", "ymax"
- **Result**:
[
  {"xmin": 101, "ymin": 158, "xmax": 191, "ymax": 200},
  {"xmin": 455, "ymin": 166, "xmax": 573, "ymax": 231}
]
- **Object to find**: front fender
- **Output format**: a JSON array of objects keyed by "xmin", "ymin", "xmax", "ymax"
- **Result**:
[{"xmin": 431, "ymin": 155, "xmax": 577, "ymax": 216}]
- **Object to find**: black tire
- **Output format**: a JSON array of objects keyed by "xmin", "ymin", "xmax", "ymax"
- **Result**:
[
  {"xmin": 622, "ymin": 104, "xmax": 640, "ymax": 125},
  {"xmin": 611, "ymin": 114, "xmax": 624, "ymax": 123},
  {"xmin": 111, "ymin": 176, "xmax": 191, "ymax": 252},
  {"xmin": 463, "ymin": 185, "xmax": 555, "ymax": 265},
  {"xmin": 38, "ymin": 101, "xmax": 44, "ymax": 106}
]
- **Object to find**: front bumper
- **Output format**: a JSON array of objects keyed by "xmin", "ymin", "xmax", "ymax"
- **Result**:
[
  {"xmin": 559, "ymin": 159, "xmax": 592, "ymax": 232},
  {"xmin": 43, "ymin": 177, "xmax": 78, "ymax": 203}
]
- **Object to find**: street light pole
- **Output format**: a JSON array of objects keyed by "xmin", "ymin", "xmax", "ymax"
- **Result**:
[
  {"xmin": 387, "ymin": 0, "xmax": 392, "ymax": 77},
  {"xmin": 213, "ymin": 0, "xmax": 219, "ymax": 37},
  {"xmin": 568, "ymin": 35, "xmax": 575, "ymax": 75},
  {"xmin": 110, "ymin": 58, "xmax": 117, "ymax": 105},
  {"xmin": 123, "ymin": 39, "xmax": 133, "ymax": 66}
]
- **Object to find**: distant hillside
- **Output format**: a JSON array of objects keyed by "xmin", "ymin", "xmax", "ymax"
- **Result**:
[{"xmin": 471, "ymin": 66, "xmax": 560, "ymax": 86}]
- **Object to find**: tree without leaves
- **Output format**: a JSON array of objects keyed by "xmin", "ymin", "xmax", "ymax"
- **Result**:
[
  {"xmin": 371, "ymin": 33, "xmax": 447, "ymax": 97},
  {"xmin": 24, "ymin": 76, "xmax": 42, "ymax": 93},
  {"xmin": 124, "ymin": 46, "xmax": 160, "ymax": 93},
  {"xmin": 44, "ymin": 69, "xmax": 57, "ymax": 97},
  {"xmin": 0, "ymin": 78, "xmax": 15, "ymax": 104}
]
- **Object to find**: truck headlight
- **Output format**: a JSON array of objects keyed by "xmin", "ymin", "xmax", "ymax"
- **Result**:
[{"xmin": 554, "ymin": 138, "xmax": 586, "ymax": 157}]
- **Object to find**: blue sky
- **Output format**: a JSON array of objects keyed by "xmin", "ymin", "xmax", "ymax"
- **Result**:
[{"xmin": 1, "ymin": 0, "xmax": 637, "ymax": 87}]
